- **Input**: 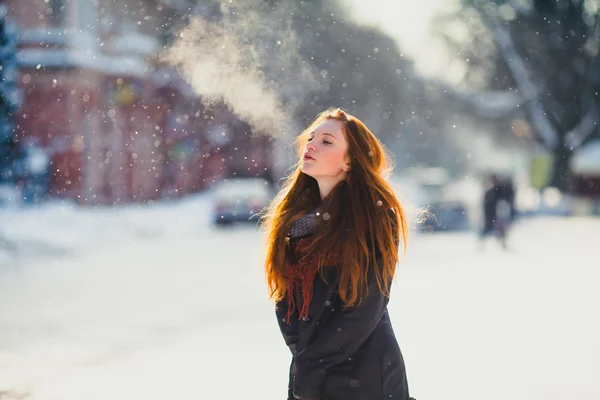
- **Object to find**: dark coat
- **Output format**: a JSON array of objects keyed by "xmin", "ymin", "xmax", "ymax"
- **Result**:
[
  {"xmin": 276, "ymin": 235, "xmax": 412, "ymax": 400},
  {"xmin": 482, "ymin": 182, "xmax": 516, "ymax": 236}
]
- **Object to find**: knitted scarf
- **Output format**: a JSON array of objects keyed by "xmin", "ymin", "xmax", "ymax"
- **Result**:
[{"xmin": 285, "ymin": 207, "xmax": 339, "ymax": 323}]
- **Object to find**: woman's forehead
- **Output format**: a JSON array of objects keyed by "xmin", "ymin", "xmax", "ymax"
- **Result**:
[{"xmin": 312, "ymin": 119, "xmax": 345, "ymax": 138}]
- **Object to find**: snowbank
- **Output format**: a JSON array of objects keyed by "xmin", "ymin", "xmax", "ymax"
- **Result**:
[{"xmin": 0, "ymin": 193, "xmax": 214, "ymax": 264}]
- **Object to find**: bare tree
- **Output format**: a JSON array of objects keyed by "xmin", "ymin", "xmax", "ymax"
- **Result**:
[{"xmin": 437, "ymin": 0, "xmax": 600, "ymax": 191}]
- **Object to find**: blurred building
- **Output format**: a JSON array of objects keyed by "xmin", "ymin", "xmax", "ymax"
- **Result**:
[{"xmin": 2, "ymin": 0, "xmax": 275, "ymax": 204}]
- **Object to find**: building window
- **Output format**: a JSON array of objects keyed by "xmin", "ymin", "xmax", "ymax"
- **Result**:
[
  {"xmin": 77, "ymin": 0, "xmax": 98, "ymax": 33},
  {"xmin": 49, "ymin": 0, "xmax": 66, "ymax": 26}
]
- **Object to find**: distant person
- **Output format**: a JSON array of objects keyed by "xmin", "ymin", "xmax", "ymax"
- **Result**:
[
  {"xmin": 480, "ymin": 174, "xmax": 514, "ymax": 250},
  {"xmin": 260, "ymin": 108, "xmax": 415, "ymax": 400}
]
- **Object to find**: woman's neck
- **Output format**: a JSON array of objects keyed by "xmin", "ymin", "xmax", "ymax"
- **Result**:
[{"xmin": 317, "ymin": 178, "xmax": 344, "ymax": 200}]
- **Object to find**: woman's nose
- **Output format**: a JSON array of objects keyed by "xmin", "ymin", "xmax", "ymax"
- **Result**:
[{"xmin": 307, "ymin": 142, "xmax": 315, "ymax": 151}]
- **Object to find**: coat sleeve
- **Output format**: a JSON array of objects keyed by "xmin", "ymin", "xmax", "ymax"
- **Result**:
[
  {"xmin": 276, "ymin": 296, "xmax": 300, "ymax": 357},
  {"xmin": 292, "ymin": 252, "xmax": 391, "ymax": 399}
]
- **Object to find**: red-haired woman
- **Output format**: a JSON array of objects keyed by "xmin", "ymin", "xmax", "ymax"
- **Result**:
[{"xmin": 260, "ymin": 108, "xmax": 415, "ymax": 400}]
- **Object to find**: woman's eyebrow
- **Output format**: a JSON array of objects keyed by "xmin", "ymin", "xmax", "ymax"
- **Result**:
[{"xmin": 311, "ymin": 131, "xmax": 337, "ymax": 139}]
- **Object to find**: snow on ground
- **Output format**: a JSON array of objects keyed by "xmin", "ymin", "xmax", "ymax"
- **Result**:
[
  {"xmin": 0, "ymin": 198, "xmax": 599, "ymax": 400},
  {"xmin": 0, "ymin": 193, "xmax": 214, "ymax": 265}
]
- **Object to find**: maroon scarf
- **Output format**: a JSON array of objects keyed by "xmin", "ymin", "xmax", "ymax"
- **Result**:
[{"xmin": 285, "ymin": 236, "xmax": 340, "ymax": 323}]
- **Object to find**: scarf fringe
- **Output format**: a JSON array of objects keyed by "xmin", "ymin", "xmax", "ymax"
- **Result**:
[{"xmin": 285, "ymin": 238, "xmax": 338, "ymax": 324}]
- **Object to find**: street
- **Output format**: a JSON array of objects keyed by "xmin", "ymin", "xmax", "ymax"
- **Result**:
[{"xmin": 1, "ymin": 201, "xmax": 599, "ymax": 399}]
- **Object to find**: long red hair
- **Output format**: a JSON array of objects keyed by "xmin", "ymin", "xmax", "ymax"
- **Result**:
[{"xmin": 259, "ymin": 108, "xmax": 408, "ymax": 307}]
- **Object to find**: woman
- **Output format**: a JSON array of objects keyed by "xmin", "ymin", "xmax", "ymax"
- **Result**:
[{"xmin": 260, "ymin": 108, "xmax": 415, "ymax": 400}]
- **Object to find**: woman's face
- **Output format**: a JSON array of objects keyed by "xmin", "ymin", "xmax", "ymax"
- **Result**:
[{"xmin": 301, "ymin": 119, "xmax": 350, "ymax": 181}]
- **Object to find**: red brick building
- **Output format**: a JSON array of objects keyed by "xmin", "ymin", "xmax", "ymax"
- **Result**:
[{"xmin": 3, "ymin": 0, "xmax": 276, "ymax": 205}]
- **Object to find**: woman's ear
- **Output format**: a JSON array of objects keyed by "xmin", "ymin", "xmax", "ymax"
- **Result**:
[{"xmin": 343, "ymin": 153, "xmax": 351, "ymax": 171}]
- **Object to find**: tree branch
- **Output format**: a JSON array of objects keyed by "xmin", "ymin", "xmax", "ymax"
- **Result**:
[
  {"xmin": 415, "ymin": 77, "xmax": 523, "ymax": 119},
  {"xmin": 476, "ymin": 9, "xmax": 559, "ymax": 149},
  {"xmin": 565, "ymin": 103, "xmax": 598, "ymax": 149}
]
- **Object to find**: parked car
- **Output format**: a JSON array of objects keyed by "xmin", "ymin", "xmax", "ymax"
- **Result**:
[
  {"xmin": 213, "ymin": 177, "xmax": 273, "ymax": 226},
  {"xmin": 417, "ymin": 200, "xmax": 471, "ymax": 233}
]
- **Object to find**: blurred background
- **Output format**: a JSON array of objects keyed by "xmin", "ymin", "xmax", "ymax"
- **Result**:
[{"xmin": 0, "ymin": 0, "xmax": 599, "ymax": 399}]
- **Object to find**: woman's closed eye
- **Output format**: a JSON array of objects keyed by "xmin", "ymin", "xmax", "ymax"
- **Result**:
[{"xmin": 308, "ymin": 137, "xmax": 332, "ymax": 145}]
